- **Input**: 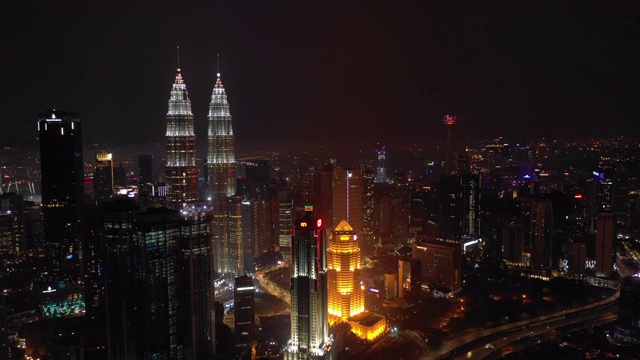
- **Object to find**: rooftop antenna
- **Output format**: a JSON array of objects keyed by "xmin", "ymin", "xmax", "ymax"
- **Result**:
[
  {"xmin": 176, "ymin": 46, "xmax": 181, "ymax": 71},
  {"xmin": 217, "ymin": 53, "xmax": 220, "ymax": 78}
]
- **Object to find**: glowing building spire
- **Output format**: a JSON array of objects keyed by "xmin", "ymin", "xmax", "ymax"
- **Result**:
[
  {"xmin": 165, "ymin": 47, "xmax": 198, "ymax": 206},
  {"xmin": 207, "ymin": 56, "xmax": 237, "ymax": 274}
]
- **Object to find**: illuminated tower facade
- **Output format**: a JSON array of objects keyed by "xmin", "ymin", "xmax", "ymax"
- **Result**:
[
  {"xmin": 207, "ymin": 68, "xmax": 237, "ymax": 275},
  {"xmin": 327, "ymin": 220, "xmax": 364, "ymax": 323},
  {"xmin": 374, "ymin": 145, "xmax": 387, "ymax": 184},
  {"xmin": 93, "ymin": 151, "xmax": 114, "ymax": 205},
  {"xmin": 286, "ymin": 206, "xmax": 334, "ymax": 360},
  {"xmin": 38, "ymin": 110, "xmax": 84, "ymax": 282},
  {"xmin": 165, "ymin": 61, "xmax": 198, "ymax": 207},
  {"xmin": 443, "ymin": 115, "xmax": 458, "ymax": 175}
]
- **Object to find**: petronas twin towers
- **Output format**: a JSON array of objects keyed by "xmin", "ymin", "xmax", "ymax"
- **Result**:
[{"xmin": 164, "ymin": 53, "xmax": 236, "ymax": 275}]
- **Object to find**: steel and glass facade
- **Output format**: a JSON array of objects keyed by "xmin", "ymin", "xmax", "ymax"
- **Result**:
[
  {"xmin": 38, "ymin": 110, "xmax": 84, "ymax": 282},
  {"xmin": 207, "ymin": 72, "xmax": 237, "ymax": 275},
  {"xmin": 165, "ymin": 67, "xmax": 198, "ymax": 207}
]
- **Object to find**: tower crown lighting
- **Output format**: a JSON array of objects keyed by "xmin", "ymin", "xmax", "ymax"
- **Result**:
[{"xmin": 443, "ymin": 114, "xmax": 458, "ymax": 126}]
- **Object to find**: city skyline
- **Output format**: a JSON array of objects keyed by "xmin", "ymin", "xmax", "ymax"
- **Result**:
[{"xmin": 2, "ymin": 0, "xmax": 640, "ymax": 149}]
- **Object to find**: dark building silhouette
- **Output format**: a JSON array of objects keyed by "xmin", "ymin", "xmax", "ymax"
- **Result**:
[
  {"xmin": 595, "ymin": 211, "xmax": 614, "ymax": 277},
  {"xmin": 234, "ymin": 275, "xmax": 256, "ymax": 345},
  {"xmin": 102, "ymin": 202, "xmax": 215, "ymax": 359},
  {"xmin": 619, "ymin": 276, "xmax": 640, "ymax": 332},
  {"xmin": 503, "ymin": 221, "xmax": 524, "ymax": 265},
  {"xmin": 93, "ymin": 151, "xmax": 114, "ymax": 205},
  {"xmin": 398, "ymin": 257, "xmax": 421, "ymax": 302},
  {"xmin": 38, "ymin": 109, "xmax": 84, "ymax": 282},
  {"xmin": 520, "ymin": 197, "xmax": 553, "ymax": 269},
  {"xmin": 138, "ymin": 154, "xmax": 153, "ymax": 184},
  {"xmin": 412, "ymin": 239, "xmax": 462, "ymax": 293}
]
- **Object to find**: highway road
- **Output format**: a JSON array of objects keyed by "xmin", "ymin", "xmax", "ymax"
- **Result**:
[
  {"xmin": 420, "ymin": 291, "xmax": 620, "ymax": 360},
  {"xmin": 456, "ymin": 303, "xmax": 618, "ymax": 360},
  {"xmin": 255, "ymin": 264, "xmax": 291, "ymax": 307}
]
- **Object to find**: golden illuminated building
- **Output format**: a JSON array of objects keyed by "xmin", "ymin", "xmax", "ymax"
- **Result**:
[
  {"xmin": 347, "ymin": 312, "xmax": 386, "ymax": 341},
  {"xmin": 327, "ymin": 220, "xmax": 364, "ymax": 324}
]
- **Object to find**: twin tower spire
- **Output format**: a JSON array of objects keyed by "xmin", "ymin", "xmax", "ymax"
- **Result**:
[{"xmin": 165, "ymin": 47, "xmax": 236, "ymax": 208}]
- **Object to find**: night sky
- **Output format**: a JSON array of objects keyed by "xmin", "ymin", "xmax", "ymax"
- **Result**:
[{"xmin": 2, "ymin": 0, "xmax": 640, "ymax": 150}]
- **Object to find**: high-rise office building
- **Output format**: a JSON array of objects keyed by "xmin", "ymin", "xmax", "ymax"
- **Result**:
[
  {"xmin": 520, "ymin": 197, "xmax": 553, "ymax": 269},
  {"xmin": 333, "ymin": 169, "xmax": 363, "ymax": 238},
  {"xmin": 311, "ymin": 165, "xmax": 334, "ymax": 232},
  {"xmin": 443, "ymin": 115, "xmax": 458, "ymax": 175},
  {"xmin": 595, "ymin": 211, "xmax": 614, "ymax": 277},
  {"xmin": 0, "ymin": 193, "xmax": 25, "ymax": 256},
  {"xmin": 360, "ymin": 165, "xmax": 376, "ymax": 257},
  {"xmin": 234, "ymin": 275, "xmax": 256, "ymax": 345},
  {"xmin": 38, "ymin": 109, "xmax": 84, "ymax": 282},
  {"xmin": 103, "ymin": 202, "xmax": 215, "ymax": 359},
  {"xmin": 503, "ymin": 221, "xmax": 524, "ymax": 265},
  {"xmin": 178, "ymin": 210, "xmax": 216, "ymax": 359},
  {"xmin": 277, "ymin": 189, "xmax": 293, "ymax": 261},
  {"xmin": 93, "ymin": 151, "xmax": 114, "ymax": 205},
  {"xmin": 138, "ymin": 154, "xmax": 153, "ymax": 184},
  {"xmin": 285, "ymin": 206, "xmax": 334, "ymax": 360},
  {"xmin": 398, "ymin": 257, "xmax": 421, "ymax": 300},
  {"xmin": 374, "ymin": 145, "xmax": 387, "ymax": 184},
  {"xmin": 569, "ymin": 240, "xmax": 587, "ymax": 276},
  {"xmin": 618, "ymin": 275, "xmax": 640, "ymax": 332},
  {"xmin": 207, "ymin": 67, "xmax": 237, "ymax": 275},
  {"xmin": 327, "ymin": 220, "xmax": 364, "ymax": 323},
  {"xmin": 227, "ymin": 195, "xmax": 245, "ymax": 277},
  {"xmin": 460, "ymin": 173, "xmax": 481, "ymax": 236},
  {"xmin": 412, "ymin": 239, "xmax": 462, "ymax": 293},
  {"xmin": 165, "ymin": 60, "xmax": 198, "ymax": 207}
]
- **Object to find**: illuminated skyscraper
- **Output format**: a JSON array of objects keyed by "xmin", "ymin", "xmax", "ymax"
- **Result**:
[
  {"xmin": 207, "ymin": 63, "xmax": 237, "ymax": 275},
  {"xmin": 327, "ymin": 220, "xmax": 364, "ymax": 323},
  {"xmin": 285, "ymin": 206, "xmax": 334, "ymax": 360},
  {"xmin": 93, "ymin": 151, "xmax": 114, "ymax": 205},
  {"xmin": 38, "ymin": 109, "xmax": 84, "ymax": 282},
  {"xmin": 165, "ymin": 54, "xmax": 198, "ymax": 208},
  {"xmin": 227, "ymin": 196, "xmax": 245, "ymax": 277}
]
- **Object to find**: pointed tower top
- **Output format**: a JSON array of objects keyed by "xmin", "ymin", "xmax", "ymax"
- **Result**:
[
  {"xmin": 335, "ymin": 220, "xmax": 354, "ymax": 232},
  {"xmin": 216, "ymin": 53, "xmax": 220, "ymax": 78},
  {"xmin": 176, "ymin": 46, "xmax": 181, "ymax": 72}
]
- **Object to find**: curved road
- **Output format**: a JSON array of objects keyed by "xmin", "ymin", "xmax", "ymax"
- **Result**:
[{"xmin": 421, "ymin": 291, "xmax": 620, "ymax": 360}]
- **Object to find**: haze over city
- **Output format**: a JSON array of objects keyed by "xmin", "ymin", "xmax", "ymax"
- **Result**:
[{"xmin": 2, "ymin": 0, "xmax": 640, "ymax": 149}]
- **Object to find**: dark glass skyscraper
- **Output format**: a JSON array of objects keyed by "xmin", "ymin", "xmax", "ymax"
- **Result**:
[
  {"xmin": 38, "ymin": 109, "xmax": 84, "ymax": 281},
  {"xmin": 207, "ymin": 69, "xmax": 236, "ymax": 275},
  {"xmin": 103, "ymin": 202, "xmax": 215, "ymax": 360},
  {"xmin": 165, "ymin": 63, "xmax": 198, "ymax": 208},
  {"xmin": 285, "ymin": 206, "xmax": 334, "ymax": 360}
]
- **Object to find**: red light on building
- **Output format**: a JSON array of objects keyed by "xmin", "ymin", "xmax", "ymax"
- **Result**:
[
  {"xmin": 443, "ymin": 115, "xmax": 458, "ymax": 126},
  {"xmin": 317, "ymin": 219, "xmax": 322, "ymax": 228}
]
